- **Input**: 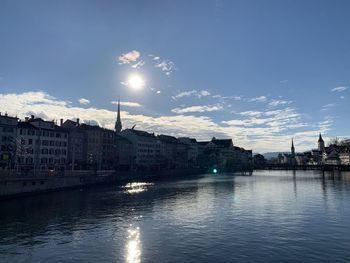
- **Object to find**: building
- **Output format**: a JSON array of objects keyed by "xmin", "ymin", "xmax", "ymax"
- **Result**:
[
  {"xmin": 16, "ymin": 116, "xmax": 68, "ymax": 172},
  {"xmin": 339, "ymin": 151, "xmax": 350, "ymax": 165},
  {"xmin": 0, "ymin": 113, "xmax": 18, "ymax": 169},
  {"xmin": 80, "ymin": 124, "xmax": 119, "ymax": 170},
  {"xmin": 198, "ymin": 137, "xmax": 252, "ymax": 171},
  {"xmin": 178, "ymin": 137, "xmax": 198, "ymax": 167},
  {"xmin": 120, "ymin": 129, "xmax": 160, "ymax": 169},
  {"xmin": 115, "ymin": 135, "xmax": 134, "ymax": 169},
  {"xmin": 61, "ymin": 119, "xmax": 86, "ymax": 170}
]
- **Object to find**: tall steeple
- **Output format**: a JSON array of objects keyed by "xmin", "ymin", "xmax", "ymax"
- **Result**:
[
  {"xmin": 291, "ymin": 138, "xmax": 295, "ymax": 156},
  {"xmin": 115, "ymin": 97, "xmax": 122, "ymax": 133},
  {"xmin": 318, "ymin": 132, "xmax": 325, "ymax": 152}
]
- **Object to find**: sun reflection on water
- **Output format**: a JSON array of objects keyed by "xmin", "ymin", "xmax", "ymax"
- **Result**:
[
  {"xmin": 126, "ymin": 225, "xmax": 141, "ymax": 263},
  {"xmin": 123, "ymin": 182, "xmax": 154, "ymax": 194}
]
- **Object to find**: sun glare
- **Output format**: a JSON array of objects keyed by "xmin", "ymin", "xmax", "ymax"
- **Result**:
[{"xmin": 127, "ymin": 74, "xmax": 145, "ymax": 90}]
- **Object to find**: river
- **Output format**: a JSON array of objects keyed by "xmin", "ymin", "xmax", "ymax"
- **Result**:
[{"xmin": 1, "ymin": 170, "xmax": 350, "ymax": 262}]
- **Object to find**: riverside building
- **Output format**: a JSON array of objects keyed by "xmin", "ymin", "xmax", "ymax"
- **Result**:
[
  {"xmin": 16, "ymin": 116, "xmax": 68, "ymax": 172},
  {"xmin": 0, "ymin": 113, "xmax": 18, "ymax": 169}
]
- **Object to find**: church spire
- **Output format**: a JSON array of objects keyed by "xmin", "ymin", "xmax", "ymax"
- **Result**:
[
  {"xmin": 318, "ymin": 132, "xmax": 325, "ymax": 152},
  {"xmin": 115, "ymin": 97, "xmax": 122, "ymax": 133},
  {"xmin": 291, "ymin": 138, "xmax": 295, "ymax": 156}
]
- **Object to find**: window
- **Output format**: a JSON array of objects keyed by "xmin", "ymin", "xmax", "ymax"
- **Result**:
[
  {"xmin": 28, "ymin": 139, "xmax": 33, "ymax": 145},
  {"xmin": 41, "ymin": 148, "xmax": 48, "ymax": 154}
]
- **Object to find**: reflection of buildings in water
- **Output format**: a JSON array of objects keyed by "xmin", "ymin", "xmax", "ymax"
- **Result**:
[
  {"xmin": 292, "ymin": 170, "xmax": 297, "ymax": 198},
  {"xmin": 126, "ymin": 225, "xmax": 141, "ymax": 263}
]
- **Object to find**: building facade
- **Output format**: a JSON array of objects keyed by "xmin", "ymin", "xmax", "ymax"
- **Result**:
[
  {"xmin": 120, "ymin": 129, "xmax": 160, "ymax": 169},
  {"xmin": 16, "ymin": 116, "xmax": 68, "ymax": 172},
  {"xmin": 0, "ymin": 113, "xmax": 18, "ymax": 169}
]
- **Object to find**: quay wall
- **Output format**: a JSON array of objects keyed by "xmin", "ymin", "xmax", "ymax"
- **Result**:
[{"xmin": 0, "ymin": 168, "xmax": 205, "ymax": 200}]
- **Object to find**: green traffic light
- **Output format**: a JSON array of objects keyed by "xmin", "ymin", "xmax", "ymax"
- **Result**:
[{"xmin": 213, "ymin": 168, "xmax": 218, "ymax": 174}]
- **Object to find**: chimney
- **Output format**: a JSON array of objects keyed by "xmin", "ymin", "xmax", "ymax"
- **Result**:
[
  {"xmin": 25, "ymin": 117, "xmax": 29, "ymax": 122},
  {"xmin": 77, "ymin": 118, "xmax": 80, "ymax": 124},
  {"xmin": 60, "ymin": 119, "xmax": 63, "ymax": 126}
]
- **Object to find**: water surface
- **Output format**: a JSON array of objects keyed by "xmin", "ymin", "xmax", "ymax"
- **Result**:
[{"xmin": 1, "ymin": 170, "xmax": 350, "ymax": 262}]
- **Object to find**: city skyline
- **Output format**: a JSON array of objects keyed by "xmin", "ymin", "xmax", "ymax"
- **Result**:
[{"xmin": 1, "ymin": 0, "xmax": 350, "ymax": 153}]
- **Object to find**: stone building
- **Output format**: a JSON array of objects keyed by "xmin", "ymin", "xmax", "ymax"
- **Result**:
[
  {"xmin": 120, "ymin": 129, "xmax": 160, "ymax": 170},
  {"xmin": 16, "ymin": 116, "xmax": 68, "ymax": 172},
  {"xmin": 61, "ymin": 119, "xmax": 85, "ymax": 170},
  {"xmin": 178, "ymin": 137, "xmax": 198, "ymax": 167},
  {"xmin": 0, "ymin": 113, "xmax": 18, "ymax": 169},
  {"xmin": 198, "ymin": 137, "xmax": 252, "ymax": 171}
]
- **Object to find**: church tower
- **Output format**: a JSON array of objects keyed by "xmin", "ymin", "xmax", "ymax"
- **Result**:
[
  {"xmin": 115, "ymin": 97, "xmax": 122, "ymax": 133},
  {"xmin": 291, "ymin": 138, "xmax": 295, "ymax": 157},
  {"xmin": 318, "ymin": 133, "xmax": 325, "ymax": 152}
]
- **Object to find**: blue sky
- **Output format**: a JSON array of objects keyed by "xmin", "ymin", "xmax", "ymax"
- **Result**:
[{"xmin": 0, "ymin": 0, "xmax": 349, "ymax": 152}]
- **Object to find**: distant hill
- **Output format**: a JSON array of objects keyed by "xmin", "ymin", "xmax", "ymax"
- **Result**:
[{"xmin": 263, "ymin": 152, "xmax": 287, "ymax": 160}]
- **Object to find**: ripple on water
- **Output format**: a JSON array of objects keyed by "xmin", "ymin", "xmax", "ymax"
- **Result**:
[{"xmin": 1, "ymin": 171, "xmax": 350, "ymax": 262}]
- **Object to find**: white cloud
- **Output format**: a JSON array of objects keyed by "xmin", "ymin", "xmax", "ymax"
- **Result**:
[
  {"xmin": 340, "ymin": 96, "xmax": 345, "ymax": 99},
  {"xmin": 200, "ymin": 90, "xmax": 211, "ymax": 96},
  {"xmin": 247, "ymin": 96, "xmax": 267, "ymax": 102},
  {"xmin": 172, "ymin": 90, "xmax": 212, "ymax": 100},
  {"xmin": 153, "ymin": 56, "xmax": 160, "ymax": 60},
  {"xmin": 171, "ymin": 104, "xmax": 223, "ymax": 114},
  {"xmin": 321, "ymin": 103, "xmax": 336, "ymax": 112},
  {"xmin": 172, "ymin": 90, "xmax": 197, "ymax": 100},
  {"xmin": 78, "ymin": 98, "xmax": 90, "ymax": 105},
  {"xmin": 118, "ymin": 50, "xmax": 140, "ymax": 64},
  {"xmin": 155, "ymin": 60, "xmax": 175, "ymax": 75},
  {"xmin": 268, "ymin": 99, "xmax": 292, "ymax": 107},
  {"xmin": 331, "ymin": 86, "xmax": 348, "ymax": 92},
  {"xmin": 156, "ymin": 90, "xmax": 161, "ymax": 94},
  {"xmin": 239, "ymin": 111, "xmax": 263, "ymax": 117},
  {"xmin": 111, "ymin": 101, "xmax": 142, "ymax": 107},
  {"xmin": 131, "ymin": 60, "xmax": 145, "ymax": 69},
  {"xmin": 0, "ymin": 91, "xmax": 334, "ymax": 153}
]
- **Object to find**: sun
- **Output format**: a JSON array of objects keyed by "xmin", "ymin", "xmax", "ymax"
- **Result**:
[{"xmin": 127, "ymin": 74, "xmax": 145, "ymax": 90}]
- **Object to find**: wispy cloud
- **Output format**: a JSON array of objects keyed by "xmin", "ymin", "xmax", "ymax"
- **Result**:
[
  {"xmin": 247, "ymin": 96, "xmax": 267, "ymax": 102},
  {"xmin": 268, "ymin": 99, "xmax": 292, "ymax": 107},
  {"xmin": 331, "ymin": 86, "xmax": 348, "ymax": 92},
  {"xmin": 171, "ymin": 104, "xmax": 223, "ymax": 114},
  {"xmin": 280, "ymin": 80, "xmax": 288, "ymax": 84},
  {"xmin": 172, "ymin": 90, "xmax": 211, "ymax": 100},
  {"xmin": 118, "ymin": 50, "xmax": 140, "ymax": 64},
  {"xmin": 111, "ymin": 101, "xmax": 142, "ymax": 107},
  {"xmin": 131, "ymin": 60, "xmax": 145, "ymax": 69},
  {"xmin": 155, "ymin": 60, "xmax": 175, "ymax": 76},
  {"xmin": 78, "ymin": 98, "xmax": 90, "ymax": 105},
  {"xmin": 321, "ymin": 103, "xmax": 336, "ymax": 112}
]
